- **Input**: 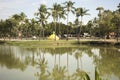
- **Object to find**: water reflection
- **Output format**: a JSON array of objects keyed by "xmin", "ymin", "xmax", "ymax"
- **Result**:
[{"xmin": 0, "ymin": 45, "xmax": 120, "ymax": 80}]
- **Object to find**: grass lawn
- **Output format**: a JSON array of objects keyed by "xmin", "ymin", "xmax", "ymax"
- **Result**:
[
  {"xmin": 4, "ymin": 40, "xmax": 78, "ymax": 48},
  {"xmin": 0, "ymin": 39, "xmax": 120, "ymax": 48}
]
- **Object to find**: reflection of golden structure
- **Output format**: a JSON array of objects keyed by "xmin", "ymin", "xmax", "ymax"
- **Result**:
[{"xmin": 48, "ymin": 32, "xmax": 59, "ymax": 40}]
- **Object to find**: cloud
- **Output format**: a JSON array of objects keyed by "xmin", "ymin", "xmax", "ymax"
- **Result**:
[
  {"xmin": 32, "ymin": 2, "xmax": 39, "ymax": 6},
  {"xmin": 0, "ymin": 0, "xmax": 30, "ymax": 19}
]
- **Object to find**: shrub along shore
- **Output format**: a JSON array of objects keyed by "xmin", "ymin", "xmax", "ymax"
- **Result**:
[{"xmin": 0, "ymin": 39, "xmax": 120, "ymax": 48}]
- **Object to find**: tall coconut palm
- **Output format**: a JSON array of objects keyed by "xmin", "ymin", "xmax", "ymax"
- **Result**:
[
  {"xmin": 96, "ymin": 7, "xmax": 104, "ymax": 20},
  {"xmin": 63, "ymin": 0, "xmax": 75, "ymax": 40},
  {"xmin": 49, "ymin": 3, "xmax": 60, "ymax": 41},
  {"xmin": 20, "ymin": 12, "xmax": 26, "ymax": 21},
  {"xmin": 36, "ymin": 4, "xmax": 50, "ymax": 40},
  {"xmin": 96, "ymin": 7, "xmax": 104, "ymax": 37},
  {"xmin": 74, "ymin": 8, "xmax": 81, "ymax": 42},
  {"xmin": 87, "ymin": 20, "xmax": 93, "ymax": 36},
  {"xmin": 57, "ymin": 4, "xmax": 66, "ymax": 36},
  {"xmin": 63, "ymin": 1, "xmax": 75, "ymax": 78},
  {"xmin": 75, "ymin": 7, "xmax": 89, "ymax": 42}
]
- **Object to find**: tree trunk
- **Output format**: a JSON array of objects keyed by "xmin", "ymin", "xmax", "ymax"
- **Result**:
[
  {"xmin": 58, "ymin": 17, "xmax": 61, "ymax": 37},
  {"xmin": 78, "ymin": 16, "xmax": 83, "ymax": 43},
  {"xmin": 39, "ymin": 28, "xmax": 41, "ymax": 41},
  {"xmin": 43, "ymin": 29, "xmax": 44, "ymax": 40},
  {"xmin": 116, "ymin": 27, "xmax": 119, "ymax": 42},
  {"xmin": 54, "ymin": 18, "xmax": 56, "ymax": 41},
  {"xmin": 66, "ymin": 13, "xmax": 69, "ymax": 41}
]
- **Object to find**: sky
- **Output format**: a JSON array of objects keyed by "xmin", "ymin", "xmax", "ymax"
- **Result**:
[{"xmin": 0, "ymin": 0, "xmax": 120, "ymax": 24}]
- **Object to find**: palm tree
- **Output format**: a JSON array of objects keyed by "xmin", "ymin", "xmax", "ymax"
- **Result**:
[
  {"xmin": 57, "ymin": 4, "xmax": 66, "ymax": 36},
  {"xmin": 87, "ymin": 20, "xmax": 93, "ymax": 36},
  {"xmin": 96, "ymin": 7, "xmax": 104, "ymax": 38},
  {"xmin": 20, "ymin": 12, "xmax": 26, "ymax": 21},
  {"xmin": 74, "ymin": 8, "xmax": 81, "ymax": 42},
  {"xmin": 36, "ymin": 4, "xmax": 50, "ymax": 40},
  {"xmin": 63, "ymin": 0, "xmax": 75, "ymax": 40},
  {"xmin": 96, "ymin": 7, "xmax": 104, "ymax": 20},
  {"xmin": 75, "ymin": 7, "xmax": 89, "ymax": 42},
  {"xmin": 50, "ymin": 3, "xmax": 60, "ymax": 41}
]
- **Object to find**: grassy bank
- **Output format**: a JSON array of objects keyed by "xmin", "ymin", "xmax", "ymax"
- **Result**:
[
  {"xmin": 1, "ymin": 40, "xmax": 77, "ymax": 48},
  {"xmin": 0, "ymin": 40, "xmax": 120, "ymax": 48}
]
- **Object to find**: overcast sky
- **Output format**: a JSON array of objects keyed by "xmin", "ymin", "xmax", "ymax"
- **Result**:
[{"xmin": 0, "ymin": 0, "xmax": 119, "ymax": 24}]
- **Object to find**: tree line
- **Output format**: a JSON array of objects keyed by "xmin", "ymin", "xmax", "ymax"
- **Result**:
[{"xmin": 0, "ymin": 1, "xmax": 120, "ymax": 41}]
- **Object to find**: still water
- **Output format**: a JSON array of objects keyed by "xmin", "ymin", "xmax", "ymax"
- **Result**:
[{"xmin": 0, "ymin": 45, "xmax": 120, "ymax": 80}]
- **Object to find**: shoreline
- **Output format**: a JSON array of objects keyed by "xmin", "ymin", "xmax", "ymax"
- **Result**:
[{"xmin": 0, "ymin": 39, "xmax": 120, "ymax": 48}]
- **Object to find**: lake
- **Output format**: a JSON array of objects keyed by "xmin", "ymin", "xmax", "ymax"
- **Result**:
[{"xmin": 0, "ymin": 45, "xmax": 120, "ymax": 80}]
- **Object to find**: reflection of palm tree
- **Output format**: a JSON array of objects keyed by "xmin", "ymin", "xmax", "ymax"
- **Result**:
[
  {"xmin": 66, "ymin": 48, "xmax": 74, "ymax": 80},
  {"xmin": 51, "ymin": 65, "xmax": 67, "ymax": 80},
  {"xmin": 74, "ymin": 50, "xmax": 80, "ymax": 69},
  {"xmin": 35, "ymin": 56, "xmax": 50, "ymax": 80},
  {"xmin": 72, "ymin": 69, "xmax": 90, "ymax": 80},
  {"xmin": 31, "ymin": 49, "xmax": 36, "ymax": 66},
  {"xmin": 59, "ymin": 54, "xmax": 60, "ymax": 67},
  {"xmin": 67, "ymin": 52, "xmax": 69, "ymax": 79},
  {"xmin": 74, "ymin": 49, "xmax": 83, "ymax": 70},
  {"xmin": 54, "ymin": 54, "xmax": 56, "ymax": 66}
]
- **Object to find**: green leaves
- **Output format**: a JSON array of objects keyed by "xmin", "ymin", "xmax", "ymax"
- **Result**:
[{"xmin": 95, "ymin": 67, "xmax": 101, "ymax": 80}]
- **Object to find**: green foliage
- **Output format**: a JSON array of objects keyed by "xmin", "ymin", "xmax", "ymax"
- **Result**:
[
  {"xmin": 0, "ymin": 2, "xmax": 120, "ymax": 41},
  {"xmin": 86, "ymin": 8, "xmax": 120, "ymax": 38},
  {"xmin": 51, "ymin": 65, "xmax": 67, "ymax": 80}
]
